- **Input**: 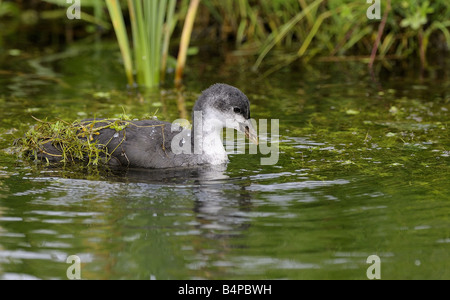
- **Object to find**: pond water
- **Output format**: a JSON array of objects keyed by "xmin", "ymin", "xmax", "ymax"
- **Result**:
[{"xmin": 0, "ymin": 43, "xmax": 449, "ymax": 279}]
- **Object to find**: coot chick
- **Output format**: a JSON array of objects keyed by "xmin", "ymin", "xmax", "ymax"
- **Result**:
[{"xmin": 36, "ymin": 83, "xmax": 258, "ymax": 169}]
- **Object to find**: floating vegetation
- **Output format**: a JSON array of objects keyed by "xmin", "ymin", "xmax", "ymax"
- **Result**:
[
  {"xmin": 273, "ymin": 89, "xmax": 450, "ymax": 181},
  {"xmin": 15, "ymin": 115, "xmax": 165, "ymax": 167},
  {"xmin": 15, "ymin": 117, "xmax": 124, "ymax": 166}
]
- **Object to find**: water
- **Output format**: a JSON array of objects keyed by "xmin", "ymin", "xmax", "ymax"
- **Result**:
[{"xmin": 0, "ymin": 43, "xmax": 449, "ymax": 279}]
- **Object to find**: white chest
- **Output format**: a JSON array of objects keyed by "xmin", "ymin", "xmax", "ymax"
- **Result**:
[{"xmin": 201, "ymin": 130, "xmax": 228, "ymax": 165}]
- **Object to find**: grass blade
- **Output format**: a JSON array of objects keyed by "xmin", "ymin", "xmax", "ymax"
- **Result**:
[{"xmin": 253, "ymin": 0, "xmax": 324, "ymax": 71}]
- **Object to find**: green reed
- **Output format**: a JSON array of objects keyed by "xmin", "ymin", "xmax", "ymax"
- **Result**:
[
  {"xmin": 102, "ymin": 0, "xmax": 450, "ymax": 84},
  {"xmin": 106, "ymin": 0, "xmax": 176, "ymax": 88}
]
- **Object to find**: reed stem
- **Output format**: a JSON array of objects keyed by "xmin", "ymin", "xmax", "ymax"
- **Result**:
[
  {"xmin": 175, "ymin": 0, "xmax": 200, "ymax": 88},
  {"xmin": 105, "ymin": 0, "xmax": 134, "ymax": 87}
]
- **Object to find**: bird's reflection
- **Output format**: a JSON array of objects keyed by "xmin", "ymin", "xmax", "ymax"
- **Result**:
[
  {"xmin": 9, "ymin": 164, "xmax": 255, "ymax": 278},
  {"xmin": 110, "ymin": 164, "xmax": 253, "ymax": 233},
  {"xmin": 111, "ymin": 164, "xmax": 230, "ymax": 183},
  {"xmin": 103, "ymin": 164, "xmax": 254, "ymax": 278}
]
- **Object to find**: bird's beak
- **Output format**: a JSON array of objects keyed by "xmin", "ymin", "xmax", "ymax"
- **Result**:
[{"xmin": 239, "ymin": 120, "xmax": 259, "ymax": 145}]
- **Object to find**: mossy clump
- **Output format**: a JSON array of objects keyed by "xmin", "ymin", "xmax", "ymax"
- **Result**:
[{"xmin": 15, "ymin": 116, "xmax": 133, "ymax": 166}]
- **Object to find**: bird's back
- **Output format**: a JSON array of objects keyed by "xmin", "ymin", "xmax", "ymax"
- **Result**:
[{"xmin": 37, "ymin": 119, "xmax": 201, "ymax": 169}]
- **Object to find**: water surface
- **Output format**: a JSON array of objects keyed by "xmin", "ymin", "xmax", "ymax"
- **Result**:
[{"xmin": 0, "ymin": 43, "xmax": 449, "ymax": 279}]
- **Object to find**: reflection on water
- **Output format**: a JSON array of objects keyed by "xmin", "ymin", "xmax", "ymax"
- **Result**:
[
  {"xmin": 1, "ymin": 131, "xmax": 450, "ymax": 279},
  {"xmin": 0, "ymin": 164, "xmax": 254, "ymax": 279},
  {"xmin": 0, "ymin": 157, "xmax": 364, "ymax": 279},
  {"xmin": 0, "ymin": 44, "xmax": 450, "ymax": 279}
]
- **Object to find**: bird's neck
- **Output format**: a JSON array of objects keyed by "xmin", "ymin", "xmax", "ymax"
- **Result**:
[{"xmin": 191, "ymin": 110, "xmax": 228, "ymax": 165}]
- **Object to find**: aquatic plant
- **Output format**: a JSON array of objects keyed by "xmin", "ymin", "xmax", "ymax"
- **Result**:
[
  {"xmin": 106, "ymin": 0, "xmax": 177, "ymax": 88},
  {"xmin": 175, "ymin": 0, "xmax": 200, "ymax": 87},
  {"xmin": 17, "ymin": 117, "xmax": 121, "ymax": 165},
  {"xmin": 200, "ymin": 0, "xmax": 450, "ymax": 72},
  {"xmin": 4, "ymin": 0, "xmax": 449, "ymax": 83},
  {"xmin": 15, "ymin": 115, "xmax": 163, "ymax": 166}
]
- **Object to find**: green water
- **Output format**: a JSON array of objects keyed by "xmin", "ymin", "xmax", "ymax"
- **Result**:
[{"xmin": 0, "ymin": 43, "xmax": 449, "ymax": 279}]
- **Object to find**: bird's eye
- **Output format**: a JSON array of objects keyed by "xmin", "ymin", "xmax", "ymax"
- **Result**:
[{"xmin": 233, "ymin": 107, "xmax": 241, "ymax": 114}]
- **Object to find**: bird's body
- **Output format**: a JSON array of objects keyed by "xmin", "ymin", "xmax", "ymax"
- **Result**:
[
  {"xmin": 32, "ymin": 83, "xmax": 258, "ymax": 169},
  {"xmin": 88, "ymin": 119, "xmax": 194, "ymax": 168}
]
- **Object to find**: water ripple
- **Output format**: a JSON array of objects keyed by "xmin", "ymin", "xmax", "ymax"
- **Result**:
[{"xmin": 247, "ymin": 179, "xmax": 350, "ymax": 192}]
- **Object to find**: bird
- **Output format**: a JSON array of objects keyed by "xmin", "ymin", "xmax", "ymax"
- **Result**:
[{"xmin": 34, "ymin": 83, "xmax": 258, "ymax": 169}]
